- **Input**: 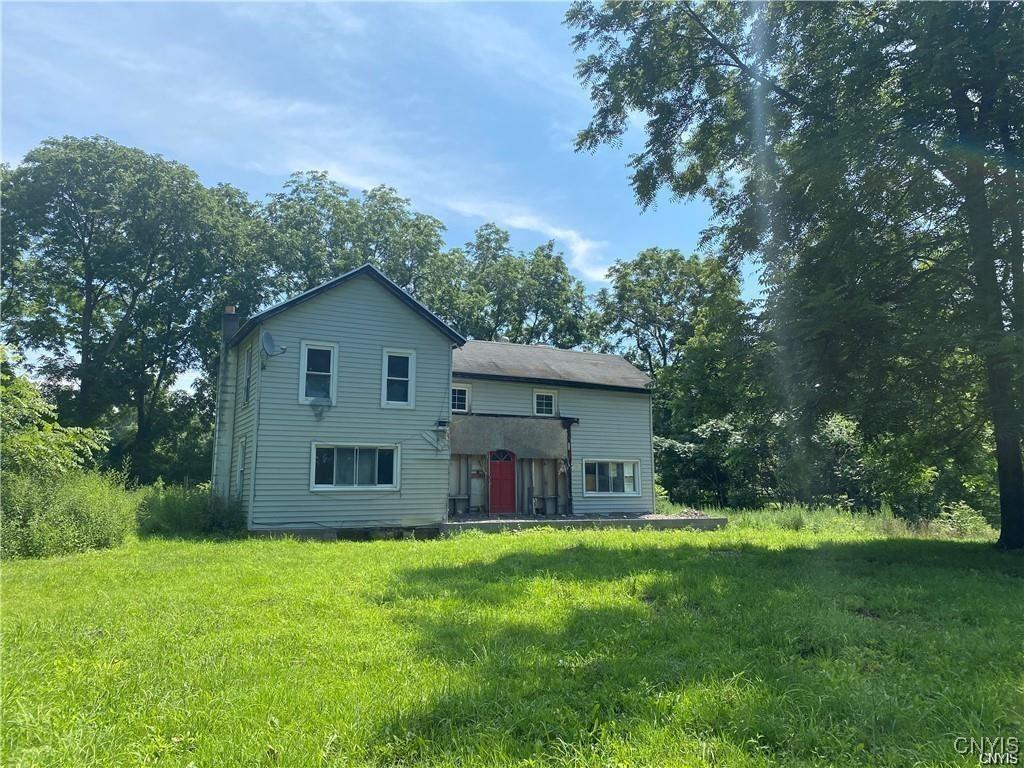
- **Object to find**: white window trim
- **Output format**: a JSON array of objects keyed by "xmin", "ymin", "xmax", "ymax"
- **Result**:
[
  {"xmin": 381, "ymin": 348, "xmax": 416, "ymax": 409},
  {"xmin": 581, "ymin": 458, "xmax": 642, "ymax": 497},
  {"xmin": 308, "ymin": 442, "xmax": 401, "ymax": 492},
  {"xmin": 451, "ymin": 383, "xmax": 472, "ymax": 414},
  {"xmin": 298, "ymin": 341, "xmax": 337, "ymax": 405},
  {"xmin": 533, "ymin": 388, "xmax": 558, "ymax": 416}
]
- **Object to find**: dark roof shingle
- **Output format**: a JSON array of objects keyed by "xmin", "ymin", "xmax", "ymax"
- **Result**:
[{"xmin": 453, "ymin": 340, "xmax": 651, "ymax": 392}]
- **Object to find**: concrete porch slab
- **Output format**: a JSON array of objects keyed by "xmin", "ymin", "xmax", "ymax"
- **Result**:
[{"xmin": 440, "ymin": 516, "xmax": 727, "ymax": 535}]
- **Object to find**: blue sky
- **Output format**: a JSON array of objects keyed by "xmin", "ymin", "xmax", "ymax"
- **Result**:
[{"xmin": 2, "ymin": 1, "xmax": 726, "ymax": 292}]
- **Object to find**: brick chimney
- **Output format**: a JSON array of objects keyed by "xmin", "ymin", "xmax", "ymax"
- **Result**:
[{"xmin": 221, "ymin": 305, "xmax": 239, "ymax": 349}]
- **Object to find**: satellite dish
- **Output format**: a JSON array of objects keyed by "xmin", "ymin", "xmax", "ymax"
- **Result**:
[{"xmin": 261, "ymin": 331, "xmax": 286, "ymax": 357}]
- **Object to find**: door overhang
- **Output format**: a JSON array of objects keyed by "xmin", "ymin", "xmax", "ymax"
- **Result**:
[{"xmin": 450, "ymin": 414, "xmax": 576, "ymax": 459}]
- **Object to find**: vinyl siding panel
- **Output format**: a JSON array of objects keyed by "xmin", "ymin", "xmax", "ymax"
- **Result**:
[
  {"xmin": 228, "ymin": 341, "xmax": 258, "ymax": 514},
  {"xmin": 211, "ymin": 343, "xmax": 236, "ymax": 497},
  {"xmin": 250, "ymin": 275, "xmax": 453, "ymax": 529},
  {"xmin": 453, "ymin": 377, "xmax": 654, "ymax": 515}
]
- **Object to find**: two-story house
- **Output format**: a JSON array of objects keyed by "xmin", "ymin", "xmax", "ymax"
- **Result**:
[{"xmin": 211, "ymin": 264, "xmax": 654, "ymax": 532}]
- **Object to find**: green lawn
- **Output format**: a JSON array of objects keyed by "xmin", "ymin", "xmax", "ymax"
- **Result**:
[{"xmin": 3, "ymin": 513, "xmax": 1022, "ymax": 767}]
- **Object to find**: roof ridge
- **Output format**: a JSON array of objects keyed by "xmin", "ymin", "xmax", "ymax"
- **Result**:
[{"xmin": 464, "ymin": 339, "xmax": 627, "ymax": 360}]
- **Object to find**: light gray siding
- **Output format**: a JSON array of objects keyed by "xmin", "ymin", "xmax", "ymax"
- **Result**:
[
  {"xmin": 210, "ymin": 343, "xmax": 236, "ymax": 499},
  {"xmin": 227, "ymin": 341, "xmax": 258, "ymax": 513},
  {"xmin": 452, "ymin": 377, "xmax": 655, "ymax": 515},
  {"xmin": 248, "ymin": 274, "xmax": 453, "ymax": 529}
]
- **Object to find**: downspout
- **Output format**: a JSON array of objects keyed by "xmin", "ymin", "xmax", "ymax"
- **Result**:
[
  {"xmin": 562, "ymin": 417, "xmax": 576, "ymax": 516},
  {"xmin": 648, "ymin": 388, "xmax": 656, "ymax": 513}
]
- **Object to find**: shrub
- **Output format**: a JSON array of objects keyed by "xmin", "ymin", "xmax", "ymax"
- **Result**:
[
  {"xmin": 930, "ymin": 501, "xmax": 994, "ymax": 540},
  {"xmin": 780, "ymin": 507, "xmax": 806, "ymax": 531},
  {"xmin": 0, "ymin": 350, "xmax": 108, "ymax": 479},
  {"xmin": 653, "ymin": 481, "xmax": 673, "ymax": 514},
  {"xmin": 137, "ymin": 481, "xmax": 243, "ymax": 536},
  {"xmin": 1, "ymin": 470, "xmax": 139, "ymax": 559}
]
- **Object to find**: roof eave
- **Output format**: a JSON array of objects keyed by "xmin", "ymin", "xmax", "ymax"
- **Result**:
[{"xmin": 451, "ymin": 370, "xmax": 652, "ymax": 394}]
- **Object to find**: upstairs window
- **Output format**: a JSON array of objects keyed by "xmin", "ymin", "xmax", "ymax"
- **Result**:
[
  {"xmin": 451, "ymin": 385, "xmax": 470, "ymax": 413},
  {"xmin": 534, "ymin": 389, "xmax": 557, "ymax": 416},
  {"xmin": 311, "ymin": 444, "xmax": 398, "ymax": 490},
  {"xmin": 299, "ymin": 341, "xmax": 336, "ymax": 404},
  {"xmin": 583, "ymin": 460, "xmax": 639, "ymax": 496},
  {"xmin": 381, "ymin": 349, "xmax": 415, "ymax": 408}
]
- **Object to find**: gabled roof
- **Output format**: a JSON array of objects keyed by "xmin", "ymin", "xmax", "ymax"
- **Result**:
[
  {"xmin": 453, "ymin": 340, "xmax": 651, "ymax": 393},
  {"xmin": 229, "ymin": 264, "xmax": 466, "ymax": 348}
]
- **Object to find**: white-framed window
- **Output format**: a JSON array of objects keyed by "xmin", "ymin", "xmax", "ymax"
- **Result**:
[
  {"xmin": 299, "ymin": 341, "xmax": 337, "ymax": 404},
  {"xmin": 236, "ymin": 436, "xmax": 247, "ymax": 499},
  {"xmin": 243, "ymin": 344, "xmax": 254, "ymax": 405},
  {"xmin": 583, "ymin": 459, "xmax": 640, "ymax": 496},
  {"xmin": 381, "ymin": 348, "xmax": 415, "ymax": 408},
  {"xmin": 534, "ymin": 389, "xmax": 557, "ymax": 416},
  {"xmin": 310, "ymin": 443, "xmax": 400, "ymax": 491},
  {"xmin": 451, "ymin": 384, "xmax": 471, "ymax": 413}
]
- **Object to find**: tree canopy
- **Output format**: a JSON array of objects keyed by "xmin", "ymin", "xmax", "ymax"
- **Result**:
[
  {"xmin": 567, "ymin": 1, "xmax": 1023, "ymax": 547},
  {"xmin": 1, "ymin": 137, "xmax": 596, "ymax": 482}
]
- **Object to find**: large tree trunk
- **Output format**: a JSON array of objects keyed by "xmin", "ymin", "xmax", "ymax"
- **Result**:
[{"xmin": 962, "ymin": 159, "xmax": 1024, "ymax": 549}]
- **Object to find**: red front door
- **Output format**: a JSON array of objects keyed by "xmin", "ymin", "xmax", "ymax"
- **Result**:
[{"xmin": 488, "ymin": 450, "xmax": 516, "ymax": 515}]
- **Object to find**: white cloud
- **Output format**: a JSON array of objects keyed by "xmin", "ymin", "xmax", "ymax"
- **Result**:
[
  {"xmin": 226, "ymin": 3, "xmax": 368, "ymax": 42},
  {"xmin": 414, "ymin": 4, "xmax": 585, "ymax": 105},
  {"xmin": 4, "ymin": 2, "xmax": 609, "ymax": 285},
  {"xmin": 443, "ymin": 198, "xmax": 610, "ymax": 282}
]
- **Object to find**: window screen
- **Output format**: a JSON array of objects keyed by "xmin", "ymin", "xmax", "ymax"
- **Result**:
[
  {"xmin": 384, "ymin": 352, "xmax": 412, "ymax": 404},
  {"xmin": 303, "ymin": 346, "xmax": 333, "ymax": 400},
  {"xmin": 583, "ymin": 460, "xmax": 640, "ymax": 495},
  {"xmin": 535, "ymin": 391, "xmax": 555, "ymax": 415},
  {"xmin": 313, "ymin": 446, "xmax": 396, "ymax": 488}
]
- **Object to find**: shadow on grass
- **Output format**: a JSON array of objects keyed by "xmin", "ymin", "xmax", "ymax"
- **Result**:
[{"xmin": 370, "ymin": 537, "xmax": 1023, "ymax": 765}]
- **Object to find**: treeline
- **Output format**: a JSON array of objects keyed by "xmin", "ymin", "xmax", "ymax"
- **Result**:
[
  {"xmin": 565, "ymin": 2, "xmax": 1021, "ymax": 546},
  {"xmin": 1, "ymin": 137, "xmax": 595, "ymax": 483},
  {"xmin": 0, "ymin": 134, "xmax": 1005, "ymax": 527},
  {"xmin": 601, "ymin": 249, "xmax": 997, "ymax": 519}
]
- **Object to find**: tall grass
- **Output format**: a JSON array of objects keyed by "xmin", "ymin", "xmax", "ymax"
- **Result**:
[
  {"xmin": 2, "ymin": 474, "xmax": 243, "ymax": 559},
  {"xmin": 721, "ymin": 503, "xmax": 997, "ymax": 541},
  {"xmin": 1, "ymin": 470, "xmax": 141, "ymax": 559},
  {"xmin": 137, "ymin": 481, "xmax": 244, "ymax": 537}
]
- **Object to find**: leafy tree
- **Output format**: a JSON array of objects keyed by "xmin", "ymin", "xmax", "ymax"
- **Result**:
[
  {"xmin": 0, "ymin": 349, "xmax": 107, "ymax": 478},
  {"xmin": 500, "ymin": 241, "xmax": 594, "ymax": 347},
  {"xmin": 599, "ymin": 248, "xmax": 757, "ymax": 428},
  {"xmin": 599, "ymin": 249, "xmax": 702, "ymax": 374},
  {"xmin": 1, "ymin": 136, "xmax": 268, "ymax": 468},
  {"xmin": 266, "ymin": 172, "xmax": 446, "ymax": 295},
  {"xmin": 568, "ymin": 1, "xmax": 1024, "ymax": 547},
  {"xmin": 447, "ymin": 225, "xmax": 597, "ymax": 347},
  {"xmin": 139, "ymin": 388, "xmax": 216, "ymax": 484},
  {"xmin": 598, "ymin": 249, "xmax": 745, "ymax": 373},
  {"xmin": 414, "ymin": 247, "xmax": 488, "ymax": 335}
]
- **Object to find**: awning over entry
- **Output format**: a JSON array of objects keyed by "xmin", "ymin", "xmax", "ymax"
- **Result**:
[{"xmin": 449, "ymin": 414, "xmax": 571, "ymax": 459}]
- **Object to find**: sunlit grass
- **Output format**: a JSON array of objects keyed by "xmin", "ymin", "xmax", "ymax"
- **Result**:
[{"xmin": 3, "ymin": 511, "xmax": 1021, "ymax": 766}]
